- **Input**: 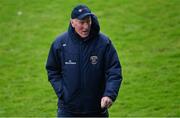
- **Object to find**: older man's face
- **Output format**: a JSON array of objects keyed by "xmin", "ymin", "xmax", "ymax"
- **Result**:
[{"xmin": 71, "ymin": 16, "xmax": 92, "ymax": 38}]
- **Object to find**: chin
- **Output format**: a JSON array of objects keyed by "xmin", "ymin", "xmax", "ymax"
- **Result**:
[{"xmin": 81, "ymin": 35, "xmax": 89, "ymax": 38}]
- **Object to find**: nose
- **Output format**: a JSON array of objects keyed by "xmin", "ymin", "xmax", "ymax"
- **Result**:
[{"xmin": 83, "ymin": 22, "xmax": 90, "ymax": 29}]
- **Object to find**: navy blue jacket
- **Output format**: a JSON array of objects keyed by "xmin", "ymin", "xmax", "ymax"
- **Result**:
[{"xmin": 46, "ymin": 15, "xmax": 122, "ymax": 114}]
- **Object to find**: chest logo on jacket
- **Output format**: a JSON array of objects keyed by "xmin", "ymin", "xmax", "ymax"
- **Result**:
[
  {"xmin": 90, "ymin": 56, "xmax": 98, "ymax": 65},
  {"xmin": 65, "ymin": 60, "xmax": 76, "ymax": 65}
]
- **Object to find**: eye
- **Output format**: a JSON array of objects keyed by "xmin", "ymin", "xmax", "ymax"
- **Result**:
[{"xmin": 79, "ymin": 21, "xmax": 84, "ymax": 24}]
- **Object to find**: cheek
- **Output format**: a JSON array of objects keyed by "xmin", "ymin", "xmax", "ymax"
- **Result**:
[{"xmin": 75, "ymin": 25, "xmax": 83, "ymax": 31}]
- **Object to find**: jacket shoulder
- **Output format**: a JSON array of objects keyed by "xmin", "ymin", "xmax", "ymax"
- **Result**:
[
  {"xmin": 52, "ymin": 32, "xmax": 68, "ymax": 49},
  {"xmin": 98, "ymin": 33, "xmax": 111, "ymax": 45}
]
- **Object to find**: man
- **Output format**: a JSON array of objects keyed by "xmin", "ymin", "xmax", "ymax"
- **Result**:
[{"xmin": 46, "ymin": 4, "xmax": 123, "ymax": 117}]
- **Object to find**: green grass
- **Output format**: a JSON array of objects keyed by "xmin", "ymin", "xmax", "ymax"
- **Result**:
[{"xmin": 0, "ymin": 0, "xmax": 179, "ymax": 117}]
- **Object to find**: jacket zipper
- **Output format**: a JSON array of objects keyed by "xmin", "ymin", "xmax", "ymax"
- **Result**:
[{"xmin": 79, "ymin": 41, "xmax": 84, "ymax": 89}]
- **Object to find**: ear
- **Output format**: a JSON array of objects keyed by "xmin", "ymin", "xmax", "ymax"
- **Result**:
[{"xmin": 71, "ymin": 19, "xmax": 75, "ymax": 28}]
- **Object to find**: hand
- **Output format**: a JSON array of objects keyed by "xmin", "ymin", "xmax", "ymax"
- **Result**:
[{"xmin": 101, "ymin": 96, "xmax": 113, "ymax": 109}]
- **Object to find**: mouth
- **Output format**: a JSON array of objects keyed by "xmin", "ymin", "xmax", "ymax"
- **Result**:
[
  {"xmin": 82, "ymin": 30, "xmax": 89, "ymax": 35},
  {"xmin": 83, "ymin": 30, "xmax": 88, "ymax": 33},
  {"xmin": 78, "ymin": 30, "xmax": 90, "ymax": 38}
]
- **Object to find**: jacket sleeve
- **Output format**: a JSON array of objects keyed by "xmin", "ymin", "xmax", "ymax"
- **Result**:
[
  {"xmin": 46, "ymin": 41, "xmax": 63, "ymax": 98},
  {"xmin": 103, "ymin": 40, "xmax": 123, "ymax": 102}
]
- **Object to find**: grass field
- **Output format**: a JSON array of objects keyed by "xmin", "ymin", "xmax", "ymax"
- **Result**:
[{"xmin": 0, "ymin": 0, "xmax": 179, "ymax": 117}]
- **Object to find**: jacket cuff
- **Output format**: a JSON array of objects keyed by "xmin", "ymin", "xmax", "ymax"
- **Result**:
[{"xmin": 103, "ymin": 93, "xmax": 116, "ymax": 102}]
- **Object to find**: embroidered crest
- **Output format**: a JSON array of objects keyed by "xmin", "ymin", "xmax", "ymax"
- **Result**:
[{"xmin": 90, "ymin": 56, "xmax": 98, "ymax": 65}]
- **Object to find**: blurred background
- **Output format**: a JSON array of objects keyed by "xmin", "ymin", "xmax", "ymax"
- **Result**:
[{"xmin": 0, "ymin": 0, "xmax": 179, "ymax": 117}]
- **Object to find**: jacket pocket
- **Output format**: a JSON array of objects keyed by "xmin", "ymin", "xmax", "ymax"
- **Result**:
[{"xmin": 63, "ymin": 85, "xmax": 80, "ymax": 104}]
